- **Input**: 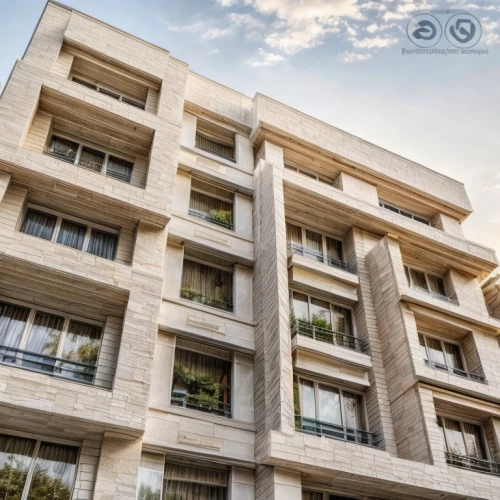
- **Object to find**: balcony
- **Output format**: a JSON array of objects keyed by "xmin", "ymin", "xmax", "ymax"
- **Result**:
[
  {"xmin": 295, "ymin": 415, "xmax": 378, "ymax": 447},
  {"xmin": 410, "ymin": 284, "xmax": 459, "ymax": 305},
  {"xmin": 445, "ymin": 452, "xmax": 500, "ymax": 476},
  {"xmin": 424, "ymin": 359, "xmax": 486, "ymax": 383},
  {"xmin": 291, "ymin": 319, "xmax": 369, "ymax": 354},
  {"xmin": 171, "ymin": 388, "xmax": 231, "ymax": 418},
  {"xmin": 188, "ymin": 208, "xmax": 234, "ymax": 231},
  {"xmin": 288, "ymin": 242, "xmax": 357, "ymax": 275},
  {"xmin": 180, "ymin": 288, "xmax": 233, "ymax": 313}
]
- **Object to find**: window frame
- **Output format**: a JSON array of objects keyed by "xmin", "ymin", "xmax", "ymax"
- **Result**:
[
  {"xmin": 20, "ymin": 203, "xmax": 119, "ymax": 261},
  {"xmin": 194, "ymin": 122, "xmax": 237, "ymax": 164},
  {"xmin": 379, "ymin": 200, "xmax": 431, "ymax": 226},
  {"xmin": 284, "ymin": 163, "xmax": 334, "ymax": 186},
  {"xmin": 404, "ymin": 264, "xmax": 448, "ymax": 297},
  {"xmin": 46, "ymin": 133, "xmax": 135, "ymax": 184},
  {"xmin": 72, "ymin": 76, "xmax": 146, "ymax": 110},
  {"xmin": 418, "ymin": 332, "xmax": 468, "ymax": 372},
  {"xmin": 296, "ymin": 375, "xmax": 368, "ymax": 432},
  {"xmin": 0, "ymin": 429, "xmax": 81, "ymax": 500}
]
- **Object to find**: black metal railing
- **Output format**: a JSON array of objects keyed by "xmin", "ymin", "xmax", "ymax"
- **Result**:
[
  {"xmin": 410, "ymin": 284, "xmax": 459, "ymax": 305},
  {"xmin": 180, "ymin": 288, "xmax": 233, "ymax": 312},
  {"xmin": 291, "ymin": 319, "xmax": 369, "ymax": 354},
  {"xmin": 295, "ymin": 415, "xmax": 378, "ymax": 447},
  {"xmin": 171, "ymin": 388, "xmax": 231, "ymax": 418},
  {"xmin": 288, "ymin": 243, "xmax": 357, "ymax": 275},
  {"xmin": 445, "ymin": 452, "xmax": 500, "ymax": 476},
  {"xmin": 44, "ymin": 147, "xmax": 76, "ymax": 164},
  {"xmin": 188, "ymin": 208, "xmax": 234, "ymax": 231},
  {"xmin": 425, "ymin": 360, "xmax": 486, "ymax": 383},
  {"xmin": 0, "ymin": 345, "xmax": 97, "ymax": 385}
]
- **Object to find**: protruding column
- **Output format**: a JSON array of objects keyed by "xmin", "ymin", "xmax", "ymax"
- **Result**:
[{"xmin": 255, "ymin": 466, "xmax": 301, "ymax": 500}]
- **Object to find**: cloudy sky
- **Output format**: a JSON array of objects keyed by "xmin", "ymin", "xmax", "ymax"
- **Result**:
[{"xmin": 1, "ymin": 0, "xmax": 499, "ymax": 260}]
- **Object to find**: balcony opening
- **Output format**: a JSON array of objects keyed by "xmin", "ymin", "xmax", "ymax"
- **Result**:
[
  {"xmin": 404, "ymin": 265, "xmax": 458, "ymax": 305},
  {"xmin": 285, "ymin": 163, "xmax": 335, "ymax": 186},
  {"xmin": 171, "ymin": 338, "xmax": 231, "ymax": 418},
  {"xmin": 195, "ymin": 118, "xmax": 235, "ymax": 162},
  {"xmin": 293, "ymin": 374, "xmax": 377, "ymax": 447},
  {"xmin": 189, "ymin": 177, "xmax": 234, "ymax": 231},
  {"xmin": 290, "ymin": 290, "xmax": 368, "ymax": 353},
  {"xmin": 180, "ymin": 248, "xmax": 234, "ymax": 312},
  {"xmin": 379, "ymin": 200, "xmax": 431, "ymax": 226}
]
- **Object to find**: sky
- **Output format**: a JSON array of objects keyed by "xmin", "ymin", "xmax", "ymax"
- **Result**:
[{"xmin": 0, "ymin": 0, "xmax": 499, "ymax": 261}]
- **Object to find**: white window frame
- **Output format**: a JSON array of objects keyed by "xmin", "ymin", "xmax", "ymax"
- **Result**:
[
  {"xmin": 0, "ymin": 429, "xmax": 81, "ymax": 500},
  {"xmin": 418, "ymin": 332, "xmax": 468, "ymax": 372},
  {"xmin": 296, "ymin": 375, "xmax": 368, "ymax": 431},
  {"xmin": 379, "ymin": 200, "xmax": 431, "ymax": 226},
  {"xmin": 20, "ymin": 203, "xmax": 119, "ymax": 260},
  {"xmin": 289, "ymin": 288, "xmax": 357, "ymax": 337},
  {"xmin": 46, "ymin": 132, "xmax": 135, "ymax": 183},
  {"xmin": 0, "ymin": 295, "xmax": 104, "ymax": 375},
  {"xmin": 284, "ymin": 163, "xmax": 334, "ymax": 186},
  {"xmin": 71, "ymin": 75, "xmax": 146, "ymax": 110},
  {"xmin": 404, "ymin": 265, "xmax": 447, "ymax": 296}
]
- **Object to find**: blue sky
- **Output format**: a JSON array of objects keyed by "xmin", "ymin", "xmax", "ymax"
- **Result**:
[{"xmin": 1, "ymin": 0, "xmax": 499, "ymax": 259}]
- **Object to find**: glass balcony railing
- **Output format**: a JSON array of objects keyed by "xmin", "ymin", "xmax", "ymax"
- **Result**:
[
  {"xmin": 287, "ymin": 243, "xmax": 357, "ymax": 274},
  {"xmin": 295, "ymin": 415, "xmax": 378, "ymax": 447},
  {"xmin": 424, "ymin": 360, "xmax": 486, "ymax": 383},
  {"xmin": 291, "ymin": 319, "xmax": 369, "ymax": 354},
  {"xmin": 171, "ymin": 388, "xmax": 231, "ymax": 418},
  {"xmin": 446, "ymin": 452, "xmax": 500, "ymax": 476}
]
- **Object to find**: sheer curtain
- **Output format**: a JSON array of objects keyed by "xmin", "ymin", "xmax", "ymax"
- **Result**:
[
  {"xmin": 292, "ymin": 292, "xmax": 309, "ymax": 322},
  {"xmin": 410, "ymin": 269, "xmax": 428, "ymax": 290},
  {"xmin": 49, "ymin": 137, "xmax": 78, "ymax": 161},
  {"xmin": 426, "ymin": 338, "xmax": 446, "ymax": 367},
  {"xmin": 21, "ymin": 209, "xmax": 57, "ymax": 241},
  {"xmin": 196, "ymin": 131, "xmax": 235, "ymax": 160},
  {"xmin": 462, "ymin": 423, "xmax": 487, "ymax": 459},
  {"xmin": 62, "ymin": 321, "xmax": 102, "ymax": 365},
  {"xmin": 0, "ymin": 302, "xmax": 30, "ymax": 349},
  {"xmin": 57, "ymin": 220, "xmax": 87, "ymax": 250},
  {"xmin": 343, "ymin": 391, "xmax": 365, "ymax": 430},
  {"xmin": 418, "ymin": 335, "xmax": 429, "ymax": 364},
  {"xmin": 87, "ymin": 229, "xmax": 117, "ymax": 260},
  {"xmin": 444, "ymin": 342, "xmax": 464, "ymax": 371},
  {"xmin": 332, "ymin": 307, "xmax": 352, "ymax": 336},
  {"xmin": 317, "ymin": 384, "xmax": 341, "ymax": 425},
  {"xmin": 443, "ymin": 418, "xmax": 467, "ymax": 456},
  {"xmin": 0, "ymin": 434, "xmax": 36, "ymax": 499},
  {"xmin": 286, "ymin": 223, "xmax": 303, "ymax": 247},
  {"xmin": 326, "ymin": 237, "xmax": 343, "ymax": 262},
  {"xmin": 27, "ymin": 442, "xmax": 78, "ymax": 500},
  {"xmin": 305, "ymin": 230, "xmax": 323, "ymax": 261},
  {"xmin": 106, "ymin": 156, "xmax": 133, "ymax": 183},
  {"xmin": 78, "ymin": 147, "xmax": 104, "ymax": 173},
  {"xmin": 300, "ymin": 379, "xmax": 316, "ymax": 419},
  {"xmin": 189, "ymin": 192, "xmax": 232, "ymax": 218}
]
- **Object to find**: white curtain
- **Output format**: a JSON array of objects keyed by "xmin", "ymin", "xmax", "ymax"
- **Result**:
[
  {"xmin": 286, "ymin": 223, "xmax": 302, "ymax": 246},
  {"xmin": 343, "ymin": 391, "xmax": 365, "ymax": 430},
  {"xmin": 332, "ymin": 306, "xmax": 352, "ymax": 336},
  {"xmin": 444, "ymin": 342, "xmax": 464, "ymax": 371},
  {"xmin": 196, "ymin": 131, "xmax": 234, "ymax": 160},
  {"xmin": 87, "ymin": 229, "xmax": 117, "ymax": 260},
  {"xmin": 318, "ymin": 384, "xmax": 341, "ymax": 425},
  {"xmin": 57, "ymin": 220, "xmax": 86, "ymax": 250},
  {"xmin": 326, "ymin": 237, "xmax": 343, "ymax": 262},
  {"xmin": 0, "ymin": 302, "xmax": 30, "ymax": 349},
  {"xmin": 300, "ymin": 379, "xmax": 316, "ymax": 419},
  {"xmin": 305, "ymin": 230, "xmax": 323, "ymax": 261},
  {"xmin": 21, "ymin": 209, "xmax": 57, "ymax": 241},
  {"xmin": 462, "ymin": 423, "xmax": 486, "ymax": 459},
  {"xmin": 443, "ymin": 418, "xmax": 467, "ymax": 456},
  {"xmin": 189, "ymin": 192, "xmax": 232, "ymax": 219},
  {"xmin": 107, "ymin": 156, "xmax": 133, "ymax": 183}
]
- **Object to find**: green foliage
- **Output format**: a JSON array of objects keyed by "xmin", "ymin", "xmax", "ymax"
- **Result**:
[
  {"xmin": 0, "ymin": 461, "xmax": 28, "ymax": 500},
  {"xmin": 310, "ymin": 314, "xmax": 332, "ymax": 330},
  {"xmin": 209, "ymin": 209, "xmax": 232, "ymax": 226},
  {"xmin": 180, "ymin": 287, "xmax": 202, "ymax": 302},
  {"xmin": 76, "ymin": 343, "xmax": 99, "ymax": 365},
  {"xmin": 137, "ymin": 484, "xmax": 161, "ymax": 500}
]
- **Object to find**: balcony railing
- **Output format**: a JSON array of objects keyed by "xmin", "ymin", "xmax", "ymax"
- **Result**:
[
  {"xmin": 0, "ymin": 345, "xmax": 97, "ymax": 385},
  {"xmin": 171, "ymin": 388, "xmax": 231, "ymax": 418},
  {"xmin": 180, "ymin": 288, "xmax": 233, "ymax": 313},
  {"xmin": 425, "ymin": 360, "xmax": 486, "ymax": 383},
  {"xmin": 287, "ymin": 243, "xmax": 357, "ymax": 274},
  {"xmin": 410, "ymin": 284, "xmax": 459, "ymax": 305},
  {"xmin": 44, "ymin": 147, "xmax": 103, "ymax": 173},
  {"xmin": 445, "ymin": 452, "xmax": 500, "ymax": 476},
  {"xmin": 295, "ymin": 415, "xmax": 378, "ymax": 447},
  {"xmin": 291, "ymin": 319, "xmax": 369, "ymax": 354},
  {"xmin": 188, "ymin": 208, "xmax": 234, "ymax": 231}
]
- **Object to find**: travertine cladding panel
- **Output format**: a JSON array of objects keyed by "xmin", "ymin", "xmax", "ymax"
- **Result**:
[
  {"xmin": 255, "ymin": 94, "xmax": 472, "ymax": 214},
  {"xmin": 255, "ymin": 466, "xmax": 301, "ymax": 500}
]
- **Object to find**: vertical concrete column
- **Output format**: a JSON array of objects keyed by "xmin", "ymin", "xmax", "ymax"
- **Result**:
[
  {"xmin": 255, "ymin": 466, "xmax": 301, "ymax": 500},
  {"xmin": 93, "ymin": 431, "xmax": 143, "ymax": 499},
  {"xmin": 253, "ymin": 141, "xmax": 295, "ymax": 467},
  {"xmin": 448, "ymin": 269, "xmax": 490, "ymax": 316},
  {"xmin": 230, "ymin": 467, "xmax": 255, "ymax": 500},
  {"xmin": 0, "ymin": 172, "xmax": 12, "ymax": 204}
]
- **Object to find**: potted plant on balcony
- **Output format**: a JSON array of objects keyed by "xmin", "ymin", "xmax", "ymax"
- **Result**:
[
  {"xmin": 208, "ymin": 209, "xmax": 232, "ymax": 227},
  {"xmin": 180, "ymin": 287, "xmax": 203, "ymax": 303},
  {"xmin": 310, "ymin": 314, "xmax": 333, "ymax": 343}
]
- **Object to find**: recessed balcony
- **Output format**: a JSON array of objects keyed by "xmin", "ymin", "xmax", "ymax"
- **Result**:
[{"xmin": 445, "ymin": 452, "xmax": 500, "ymax": 476}]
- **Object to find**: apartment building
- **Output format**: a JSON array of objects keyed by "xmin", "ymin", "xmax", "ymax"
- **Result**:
[{"xmin": 0, "ymin": 2, "xmax": 498, "ymax": 499}]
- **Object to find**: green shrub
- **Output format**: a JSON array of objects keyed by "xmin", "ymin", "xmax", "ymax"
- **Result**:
[{"xmin": 209, "ymin": 209, "xmax": 232, "ymax": 226}]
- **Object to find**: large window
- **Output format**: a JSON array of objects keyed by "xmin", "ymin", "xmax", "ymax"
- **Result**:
[
  {"xmin": 284, "ymin": 164, "xmax": 334, "ymax": 186},
  {"xmin": 195, "ymin": 121, "xmax": 235, "ymax": 162},
  {"xmin": 171, "ymin": 339, "xmax": 231, "ymax": 418},
  {"xmin": 0, "ymin": 299, "xmax": 103, "ymax": 385},
  {"xmin": 45, "ymin": 135, "xmax": 134, "ymax": 184},
  {"xmin": 286, "ymin": 222, "xmax": 349, "ymax": 272},
  {"xmin": 181, "ymin": 249, "xmax": 233, "ymax": 312},
  {"xmin": 189, "ymin": 178, "xmax": 234, "ymax": 230},
  {"xmin": 379, "ymin": 200, "xmax": 431, "ymax": 226},
  {"xmin": 21, "ymin": 205, "xmax": 118, "ymax": 261},
  {"xmin": 404, "ymin": 265, "xmax": 456, "ymax": 304},
  {"xmin": 163, "ymin": 461, "xmax": 228, "ymax": 500},
  {"xmin": 0, "ymin": 433, "xmax": 79, "ymax": 500}
]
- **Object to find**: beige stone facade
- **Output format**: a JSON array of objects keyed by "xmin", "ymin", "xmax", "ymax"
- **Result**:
[{"xmin": 0, "ymin": 2, "xmax": 499, "ymax": 499}]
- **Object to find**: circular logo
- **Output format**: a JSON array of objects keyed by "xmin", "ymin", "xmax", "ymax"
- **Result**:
[
  {"xmin": 445, "ymin": 13, "xmax": 482, "ymax": 48},
  {"xmin": 407, "ymin": 14, "xmax": 442, "ymax": 48}
]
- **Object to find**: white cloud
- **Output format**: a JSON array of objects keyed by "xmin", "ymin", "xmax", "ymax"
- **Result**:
[
  {"xmin": 203, "ymin": 27, "xmax": 234, "ymax": 39},
  {"xmin": 483, "ymin": 20, "xmax": 500, "ymax": 44},
  {"xmin": 249, "ymin": 47, "xmax": 286, "ymax": 65},
  {"xmin": 218, "ymin": 0, "xmax": 238, "ymax": 6},
  {"xmin": 351, "ymin": 35, "xmax": 398, "ymax": 48},
  {"xmin": 359, "ymin": 1, "xmax": 388, "ymax": 11},
  {"xmin": 228, "ymin": 13, "xmax": 266, "ymax": 29},
  {"xmin": 164, "ymin": 21, "xmax": 204, "ymax": 33},
  {"xmin": 339, "ymin": 51, "xmax": 373, "ymax": 62},
  {"xmin": 366, "ymin": 22, "xmax": 395, "ymax": 33}
]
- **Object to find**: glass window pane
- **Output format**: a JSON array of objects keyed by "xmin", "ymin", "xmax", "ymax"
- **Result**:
[
  {"xmin": 27, "ymin": 442, "xmax": 78, "ymax": 500},
  {"xmin": 0, "ymin": 434, "xmax": 36, "ymax": 500},
  {"xmin": 428, "ymin": 275, "xmax": 447, "ymax": 296},
  {"xmin": 419, "ymin": 334, "xmax": 429, "ymax": 363},
  {"xmin": 300, "ymin": 379, "xmax": 316, "ymax": 419},
  {"xmin": 343, "ymin": 391, "xmax": 365, "ymax": 430},
  {"xmin": 62, "ymin": 321, "xmax": 102, "ymax": 366},
  {"xmin": 326, "ymin": 237, "xmax": 343, "ymax": 262},
  {"xmin": 318, "ymin": 384, "xmax": 341, "ymax": 424},
  {"xmin": 72, "ymin": 77, "xmax": 97, "ymax": 90},
  {"xmin": 310, "ymin": 298, "xmax": 332, "ymax": 330},
  {"xmin": 443, "ymin": 342, "xmax": 464, "ymax": 371},
  {"xmin": 286, "ymin": 222, "xmax": 302, "ymax": 247},
  {"xmin": 292, "ymin": 292, "xmax": 309, "ymax": 322},
  {"xmin": 463, "ymin": 423, "xmax": 487, "ymax": 459},
  {"xmin": 332, "ymin": 306, "xmax": 351, "ymax": 335},
  {"xmin": 48, "ymin": 136, "xmax": 78, "ymax": 162},
  {"xmin": 87, "ymin": 229, "xmax": 117, "ymax": 260},
  {"xmin": 189, "ymin": 192, "xmax": 233, "ymax": 228},
  {"xmin": 21, "ymin": 209, "xmax": 57, "ymax": 241},
  {"xmin": 106, "ymin": 156, "xmax": 133, "ymax": 183},
  {"xmin": 136, "ymin": 468, "xmax": 163, "ymax": 500},
  {"xmin": 0, "ymin": 302, "xmax": 30, "ymax": 349},
  {"xmin": 98, "ymin": 87, "xmax": 120, "ymax": 100},
  {"xmin": 443, "ymin": 418, "xmax": 467, "ymax": 456},
  {"xmin": 437, "ymin": 416, "xmax": 448, "ymax": 452},
  {"xmin": 302, "ymin": 492, "xmax": 323, "ymax": 500},
  {"xmin": 410, "ymin": 269, "xmax": 428, "ymax": 290},
  {"xmin": 426, "ymin": 338, "xmax": 446, "ymax": 367},
  {"xmin": 56, "ymin": 220, "xmax": 87, "ymax": 250},
  {"xmin": 304, "ymin": 230, "xmax": 323, "ymax": 261},
  {"xmin": 196, "ymin": 131, "xmax": 235, "ymax": 160},
  {"xmin": 78, "ymin": 147, "xmax": 104, "ymax": 173}
]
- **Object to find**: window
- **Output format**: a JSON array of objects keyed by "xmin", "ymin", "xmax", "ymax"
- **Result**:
[
  {"xmin": 285, "ymin": 164, "xmax": 334, "ymax": 186},
  {"xmin": 163, "ymin": 461, "xmax": 228, "ymax": 500},
  {"xmin": 171, "ymin": 338, "xmax": 231, "ymax": 417},
  {"xmin": 21, "ymin": 205, "xmax": 118, "ymax": 261},
  {"xmin": 286, "ymin": 222, "xmax": 349, "ymax": 272},
  {"xmin": 136, "ymin": 467, "xmax": 163, "ymax": 500},
  {"xmin": 379, "ymin": 201, "xmax": 431, "ymax": 226},
  {"xmin": 0, "ymin": 299, "xmax": 103, "ymax": 385},
  {"xmin": 404, "ymin": 265, "xmax": 454, "ymax": 303},
  {"xmin": 0, "ymin": 433, "xmax": 79, "ymax": 500},
  {"xmin": 181, "ymin": 248, "xmax": 233, "ymax": 312},
  {"xmin": 45, "ymin": 135, "xmax": 135, "ymax": 184},
  {"xmin": 72, "ymin": 76, "xmax": 146, "ymax": 110},
  {"xmin": 195, "ymin": 121, "xmax": 235, "ymax": 162},
  {"xmin": 294, "ymin": 376, "xmax": 375, "ymax": 446},
  {"xmin": 188, "ymin": 178, "xmax": 234, "ymax": 230}
]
